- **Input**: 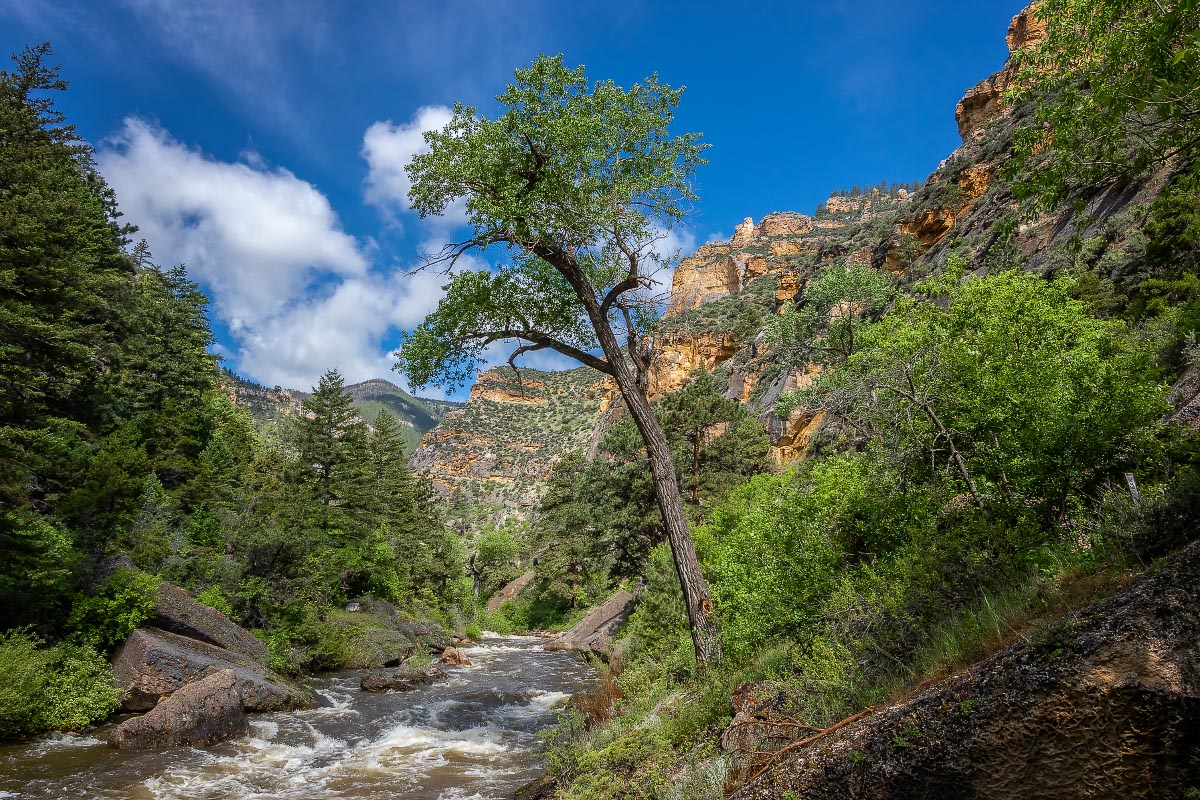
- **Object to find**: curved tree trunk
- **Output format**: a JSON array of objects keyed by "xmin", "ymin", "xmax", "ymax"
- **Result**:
[
  {"xmin": 573, "ymin": 293, "xmax": 722, "ymax": 667},
  {"xmin": 619, "ymin": 374, "xmax": 723, "ymax": 667}
]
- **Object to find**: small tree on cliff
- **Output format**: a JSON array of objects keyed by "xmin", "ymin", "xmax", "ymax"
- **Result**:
[{"xmin": 394, "ymin": 55, "xmax": 722, "ymax": 666}]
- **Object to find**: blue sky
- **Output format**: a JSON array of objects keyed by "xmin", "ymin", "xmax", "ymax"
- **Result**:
[{"xmin": 2, "ymin": 0, "xmax": 1025, "ymax": 396}]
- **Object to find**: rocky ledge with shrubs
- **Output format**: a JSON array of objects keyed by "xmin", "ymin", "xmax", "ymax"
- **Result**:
[{"xmin": 105, "ymin": 567, "xmax": 460, "ymax": 751}]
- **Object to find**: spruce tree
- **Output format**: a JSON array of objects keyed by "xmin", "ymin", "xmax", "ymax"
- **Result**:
[{"xmin": 291, "ymin": 369, "xmax": 369, "ymax": 534}]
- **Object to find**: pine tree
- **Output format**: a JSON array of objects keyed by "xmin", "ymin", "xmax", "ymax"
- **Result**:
[{"xmin": 290, "ymin": 369, "xmax": 369, "ymax": 534}]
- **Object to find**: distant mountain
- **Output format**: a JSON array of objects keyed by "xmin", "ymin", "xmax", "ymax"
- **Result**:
[{"xmin": 221, "ymin": 370, "xmax": 461, "ymax": 454}]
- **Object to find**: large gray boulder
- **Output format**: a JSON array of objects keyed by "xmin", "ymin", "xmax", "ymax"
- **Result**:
[
  {"xmin": 112, "ymin": 627, "xmax": 309, "ymax": 712},
  {"xmin": 545, "ymin": 590, "xmax": 635, "ymax": 659},
  {"xmin": 109, "ymin": 669, "xmax": 248, "ymax": 750},
  {"xmin": 151, "ymin": 582, "xmax": 270, "ymax": 667}
]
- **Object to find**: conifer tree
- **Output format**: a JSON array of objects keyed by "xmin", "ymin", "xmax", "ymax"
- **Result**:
[{"xmin": 291, "ymin": 370, "xmax": 369, "ymax": 534}]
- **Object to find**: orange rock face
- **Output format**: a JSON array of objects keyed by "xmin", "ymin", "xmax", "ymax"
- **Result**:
[
  {"xmin": 649, "ymin": 331, "xmax": 741, "ymax": 399},
  {"xmin": 665, "ymin": 251, "xmax": 741, "ymax": 317},
  {"xmin": 955, "ymin": 2, "xmax": 1047, "ymax": 140}
]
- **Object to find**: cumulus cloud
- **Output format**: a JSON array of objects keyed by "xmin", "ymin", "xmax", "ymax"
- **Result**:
[
  {"xmin": 362, "ymin": 105, "xmax": 471, "ymax": 231},
  {"xmin": 97, "ymin": 117, "xmax": 451, "ymax": 390}
]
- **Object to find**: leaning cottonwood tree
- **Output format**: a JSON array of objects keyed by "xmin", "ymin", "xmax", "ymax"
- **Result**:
[{"xmin": 393, "ymin": 55, "xmax": 722, "ymax": 666}]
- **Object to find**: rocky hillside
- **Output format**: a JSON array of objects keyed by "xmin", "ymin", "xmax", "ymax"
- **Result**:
[
  {"xmin": 730, "ymin": 541, "xmax": 1200, "ymax": 800},
  {"xmin": 410, "ymin": 366, "xmax": 616, "ymax": 513},
  {"xmin": 223, "ymin": 370, "xmax": 460, "ymax": 453},
  {"xmin": 412, "ymin": 1, "xmax": 1191, "ymax": 513}
]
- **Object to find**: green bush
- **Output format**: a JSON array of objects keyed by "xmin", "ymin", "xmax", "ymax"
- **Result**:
[
  {"xmin": 0, "ymin": 629, "xmax": 120, "ymax": 740},
  {"xmin": 195, "ymin": 585, "xmax": 234, "ymax": 616},
  {"xmin": 68, "ymin": 570, "xmax": 160, "ymax": 651}
]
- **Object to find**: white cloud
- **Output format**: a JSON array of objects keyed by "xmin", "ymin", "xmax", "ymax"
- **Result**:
[
  {"xmin": 97, "ymin": 117, "xmax": 453, "ymax": 390},
  {"xmin": 363, "ymin": 105, "xmax": 468, "ymax": 227},
  {"xmin": 644, "ymin": 224, "xmax": 697, "ymax": 307}
]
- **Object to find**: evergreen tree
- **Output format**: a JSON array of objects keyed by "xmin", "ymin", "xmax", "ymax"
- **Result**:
[{"xmin": 290, "ymin": 370, "xmax": 369, "ymax": 534}]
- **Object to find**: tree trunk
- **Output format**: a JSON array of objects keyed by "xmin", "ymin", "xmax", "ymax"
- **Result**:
[
  {"xmin": 621, "ymin": 381, "xmax": 723, "ymax": 666},
  {"xmin": 579, "ymin": 303, "xmax": 722, "ymax": 667},
  {"xmin": 545, "ymin": 251, "xmax": 723, "ymax": 668}
]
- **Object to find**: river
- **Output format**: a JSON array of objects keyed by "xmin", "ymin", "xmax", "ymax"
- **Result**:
[{"xmin": 0, "ymin": 634, "xmax": 594, "ymax": 800}]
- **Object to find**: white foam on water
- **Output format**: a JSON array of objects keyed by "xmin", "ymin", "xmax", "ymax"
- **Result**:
[
  {"xmin": 529, "ymin": 690, "xmax": 571, "ymax": 710},
  {"xmin": 25, "ymin": 731, "xmax": 105, "ymax": 757},
  {"xmin": 368, "ymin": 722, "xmax": 509, "ymax": 759},
  {"xmin": 297, "ymin": 688, "xmax": 358, "ymax": 718}
]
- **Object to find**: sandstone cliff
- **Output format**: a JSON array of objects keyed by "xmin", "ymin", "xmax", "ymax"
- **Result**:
[{"xmin": 412, "ymin": 0, "xmax": 1172, "ymax": 500}]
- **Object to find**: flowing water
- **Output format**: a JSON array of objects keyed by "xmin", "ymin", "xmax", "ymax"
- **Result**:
[{"xmin": 0, "ymin": 634, "xmax": 594, "ymax": 800}]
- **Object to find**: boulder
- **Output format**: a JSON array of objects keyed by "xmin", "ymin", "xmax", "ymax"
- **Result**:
[
  {"xmin": 545, "ymin": 590, "xmax": 636, "ymax": 659},
  {"xmin": 360, "ymin": 671, "xmax": 417, "ymax": 692},
  {"xmin": 109, "ymin": 669, "xmax": 248, "ymax": 750},
  {"xmin": 112, "ymin": 627, "xmax": 309, "ymax": 713},
  {"xmin": 360, "ymin": 667, "xmax": 448, "ymax": 692},
  {"xmin": 439, "ymin": 646, "xmax": 471, "ymax": 666},
  {"xmin": 397, "ymin": 619, "xmax": 453, "ymax": 653},
  {"xmin": 151, "ymin": 581, "xmax": 270, "ymax": 667}
]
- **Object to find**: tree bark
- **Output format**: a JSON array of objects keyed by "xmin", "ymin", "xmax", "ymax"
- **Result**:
[
  {"xmin": 620, "ymin": 376, "xmax": 723, "ymax": 667},
  {"xmin": 560, "ymin": 264, "xmax": 722, "ymax": 667}
]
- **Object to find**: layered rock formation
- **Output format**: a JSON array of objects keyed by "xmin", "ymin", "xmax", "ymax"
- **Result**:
[{"xmin": 411, "ymin": 366, "xmax": 615, "ymax": 514}]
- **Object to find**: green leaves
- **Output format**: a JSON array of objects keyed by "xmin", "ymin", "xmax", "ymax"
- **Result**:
[
  {"xmin": 1007, "ymin": 0, "xmax": 1200, "ymax": 210},
  {"xmin": 788, "ymin": 268, "xmax": 1168, "ymax": 518},
  {"xmin": 768, "ymin": 262, "xmax": 894, "ymax": 369},
  {"xmin": 397, "ymin": 54, "xmax": 706, "ymax": 388}
]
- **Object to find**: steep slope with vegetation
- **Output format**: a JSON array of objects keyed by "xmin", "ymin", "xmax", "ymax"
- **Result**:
[
  {"xmin": 223, "ymin": 370, "xmax": 460, "ymax": 454},
  {"xmin": 0, "ymin": 46, "xmax": 467, "ymax": 741},
  {"xmin": 468, "ymin": 2, "xmax": 1200, "ymax": 797}
]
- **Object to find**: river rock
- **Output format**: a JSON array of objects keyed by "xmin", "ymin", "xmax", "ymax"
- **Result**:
[
  {"xmin": 360, "ymin": 671, "xmax": 417, "ymax": 692},
  {"xmin": 545, "ymin": 590, "xmax": 635, "ymax": 659},
  {"xmin": 439, "ymin": 646, "xmax": 471, "ymax": 666},
  {"xmin": 151, "ymin": 581, "xmax": 270, "ymax": 667},
  {"xmin": 397, "ymin": 619, "xmax": 453, "ymax": 654},
  {"xmin": 112, "ymin": 627, "xmax": 309, "ymax": 712},
  {"xmin": 359, "ymin": 667, "xmax": 448, "ymax": 692},
  {"xmin": 109, "ymin": 669, "xmax": 248, "ymax": 750}
]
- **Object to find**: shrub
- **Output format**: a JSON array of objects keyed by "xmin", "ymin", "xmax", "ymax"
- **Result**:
[
  {"xmin": 0, "ymin": 629, "xmax": 120, "ymax": 740},
  {"xmin": 68, "ymin": 570, "xmax": 160, "ymax": 651}
]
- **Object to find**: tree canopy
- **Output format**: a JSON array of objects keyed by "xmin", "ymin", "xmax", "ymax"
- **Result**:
[{"xmin": 396, "ymin": 54, "xmax": 723, "ymax": 665}]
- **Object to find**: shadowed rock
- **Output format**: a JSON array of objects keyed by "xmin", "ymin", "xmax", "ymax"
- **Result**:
[
  {"xmin": 360, "ymin": 667, "xmax": 448, "ymax": 692},
  {"xmin": 112, "ymin": 627, "xmax": 309, "ymax": 713},
  {"xmin": 731, "ymin": 541, "xmax": 1200, "ymax": 800},
  {"xmin": 545, "ymin": 590, "xmax": 635, "ymax": 659},
  {"xmin": 151, "ymin": 582, "xmax": 270, "ymax": 666},
  {"xmin": 109, "ymin": 669, "xmax": 247, "ymax": 750}
]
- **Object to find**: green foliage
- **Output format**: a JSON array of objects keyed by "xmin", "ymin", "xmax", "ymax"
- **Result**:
[
  {"xmin": 68, "ymin": 570, "xmax": 160, "ymax": 651},
  {"xmin": 0, "ymin": 629, "xmax": 119, "ymax": 740},
  {"xmin": 1008, "ymin": 0, "xmax": 1200, "ymax": 209},
  {"xmin": 768, "ymin": 263, "xmax": 894, "ymax": 369},
  {"xmin": 788, "ymin": 265, "xmax": 1168, "ymax": 518},
  {"xmin": 474, "ymin": 523, "xmax": 524, "ymax": 597},
  {"xmin": 398, "ymin": 54, "xmax": 706, "ymax": 390}
]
